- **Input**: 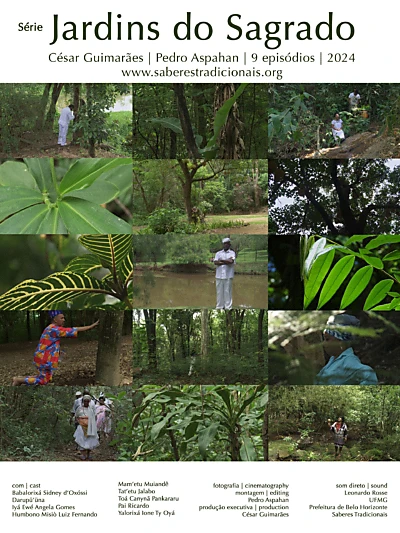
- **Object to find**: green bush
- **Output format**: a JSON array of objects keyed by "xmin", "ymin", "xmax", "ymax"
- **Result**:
[{"xmin": 147, "ymin": 208, "xmax": 185, "ymax": 234}]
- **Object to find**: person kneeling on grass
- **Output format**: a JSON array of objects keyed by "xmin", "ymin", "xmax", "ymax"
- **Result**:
[
  {"xmin": 328, "ymin": 416, "xmax": 348, "ymax": 460},
  {"xmin": 12, "ymin": 311, "xmax": 99, "ymax": 386},
  {"xmin": 74, "ymin": 395, "xmax": 99, "ymax": 460},
  {"xmin": 331, "ymin": 113, "xmax": 345, "ymax": 144}
]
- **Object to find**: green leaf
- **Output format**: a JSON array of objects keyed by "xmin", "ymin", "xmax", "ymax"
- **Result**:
[
  {"xmin": 382, "ymin": 250, "xmax": 400, "ymax": 261},
  {"xmin": 0, "ymin": 161, "xmax": 39, "ymax": 190},
  {"xmin": 148, "ymin": 118, "xmax": 203, "ymax": 149},
  {"xmin": 363, "ymin": 280, "xmax": 394, "ymax": 310},
  {"xmin": 23, "ymin": 159, "xmax": 57, "ymax": 197},
  {"xmin": 65, "ymin": 180, "xmax": 120, "ymax": 204},
  {"xmin": 36, "ymin": 207, "xmax": 67, "ymax": 234},
  {"xmin": 150, "ymin": 416, "xmax": 170, "ymax": 440},
  {"xmin": 304, "ymin": 250, "xmax": 335, "ymax": 309},
  {"xmin": 100, "ymin": 163, "xmax": 133, "ymax": 197},
  {"xmin": 317, "ymin": 255, "xmax": 355, "ymax": 309},
  {"xmin": 214, "ymin": 388, "xmax": 233, "ymax": 415},
  {"xmin": 359, "ymin": 250, "xmax": 383, "ymax": 269},
  {"xmin": 198, "ymin": 423, "xmax": 220, "ymax": 458},
  {"xmin": 119, "ymin": 253, "xmax": 134, "ymax": 284},
  {"xmin": 239, "ymin": 437, "xmax": 258, "ymax": 461},
  {"xmin": 303, "ymin": 238, "xmax": 326, "ymax": 279},
  {"xmin": 340, "ymin": 265, "xmax": 374, "ymax": 308},
  {"xmin": 58, "ymin": 198, "xmax": 132, "ymax": 234},
  {"xmin": 78, "ymin": 235, "xmax": 133, "ymax": 277},
  {"xmin": 0, "ymin": 272, "xmax": 108, "ymax": 310},
  {"xmin": 0, "ymin": 204, "xmax": 50, "ymax": 234},
  {"xmin": 184, "ymin": 421, "xmax": 199, "ymax": 440},
  {"xmin": 365, "ymin": 235, "xmax": 400, "ymax": 250},
  {"xmin": 59, "ymin": 158, "xmax": 130, "ymax": 195},
  {"xmin": 206, "ymin": 83, "xmax": 248, "ymax": 150},
  {"xmin": 344, "ymin": 235, "xmax": 372, "ymax": 246},
  {"xmin": 0, "ymin": 187, "xmax": 43, "ymax": 221},
  {"xmin": 64, "ymin": 255, "xmax": 103, "ymax": 275}
]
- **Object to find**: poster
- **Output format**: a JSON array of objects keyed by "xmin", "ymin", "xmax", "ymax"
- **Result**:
[{"xmin": 0, "ymin": 1, "xmax": 399, "ymax": 531}]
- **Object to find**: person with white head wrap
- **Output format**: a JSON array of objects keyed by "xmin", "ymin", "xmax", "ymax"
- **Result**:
[
  {"xmin": 212, "ymin": 237, "xmax": 236, "ymax": 310},
  {"xmin": 315, "ymin": 314, "xmax": 378, "ymax": 385},
  {"xmin": 74, "ymin": 394, "xmax": 99, "ymax": 460}
]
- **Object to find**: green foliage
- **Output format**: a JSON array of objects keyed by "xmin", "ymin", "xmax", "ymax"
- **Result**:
[
  {"xmin": 147, "ymin": 208, "xmax": 185, "ymax": 234},
  {"xmin": 302, "ymin": 235, "xmax": 400, "ymax": 310},
  {"xmin": 0, "ymin": 158, "xmax": 132, "ymax": 234},
  {"xmin": 0, "ymin": 235, "xmax": 133, "ymax": 310}
]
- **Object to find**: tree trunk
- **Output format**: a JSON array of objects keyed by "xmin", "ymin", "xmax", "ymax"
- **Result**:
[
  {"xmin": 45, "ymin": 83, "xmax": 64, "ymax": 128},
  {"xmin": 72, "ymin": 84, "xmax": 82, "ymax": 142},
  {"xmin": 143, "ymin": 309, "xmax": 157, "ymax": 369},
  {"xmin": 253, "ymin": 160, "xmax": 260, "ymax": 209},
  {"xmin": 26, "ymin": 311, "xmax": 31, "ymax": 341},
  {"xmin": 262, "ymin": 404, "xmax": 269, "ymax": 461},
  {"xmin": 214, "ymin": 84, "xmax": 244, "ymax": 159},
  {"xmin": 35, "ymin": 83, "xmax": 52, "ymax": 130},
  {"xmin": 257, "ymin": 309, "xmax": 265, "ymax": 365},
  {"xmin": 201, "ymin": 309, "xmax": 209, "ymax": 358},
  {"xmin": 95, "ymin": 310, "xmax": 123, "ymax": 385},
  {"xmin": 173, "ymin": 83, "xmax": 201, "ymax": 158}
]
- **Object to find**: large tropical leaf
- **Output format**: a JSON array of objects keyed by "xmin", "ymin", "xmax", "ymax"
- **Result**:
[
  {"xmin": 99, "ymin": 163, "xmax": 134, "ymax": 197},
  {"xmin": 23, "ymin": 159, "xmax": 57, "ymax": 199},
  {"xmin": 59, "ymin": 158, "xmax": 130, "ymax": 195},
  {"xmin": 0, "ymin": 272, "xmax": 108, "ymax": 310},
  {"xmin": 0, "ymin": 204, "xmax": 50, "ymax": 234},
  {"xmin": 239, "ymin": 437, "xmax": 258, "ymax": 461},
  {"xmin": 0, "ymin": 187, "xmax": 43, "ymax": 221},
  {"xmin": 64, "ymin": 180, "xmax": 120, "ymax": 204},
  {"xmin": 149, "ymin": 118, "xmax": 203, "ymax": 149},
  {"xmin": 0, "ymin": 161, "xmax": 39, "ymax": 190},
  {"xmin": 304, "ymin": 249, "xmax": 335, "ymax": 309},
  {"xmin": 363, "ymin": 280, "xmax": 394, "ymax": 311},
  {"xmin": 340, "ymin": 265, "xmax": 374, "ymax": 308},
  {"xmin": 36, "ymin": 206, "xmax": 67, "ymax": 234},
  {"xmin": 79, "ymin": 235, "xmax": 133, "ymax": 276},
  {"xmin": 58, "ymin": 198, "xmax": 132, "ymax": 234},
  {"xmin": 64, "ymin": 255, "xmax": 104, "ymax": 275},
  {"xmin": 119, "ymin": 253, "xmax": 134, "ymax": 284},
  {"xmin": 198, "ymin": 423, "xmax": 220, "ymax": 458}
]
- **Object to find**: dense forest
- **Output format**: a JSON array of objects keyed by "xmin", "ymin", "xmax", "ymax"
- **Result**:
[
  {"xmin": 133, "ymin": 234, "xmax": 268, "ymax": 308},
  {"xmin": 268, "ymin": 311, "xmax": 400, "ymax": 385},
  {"xmin": 0, "ymin": 311, "xmax": 133, "ymax": 386},
  {"xmin": 126, "ymin": 385, "xmax": 268, "ymax": 461},
  {"xmin": 0, "ymin": 387, "xmax": 132, "ymax": 460},
  {"xmin": 269, "ymin": 159, "xmax": 400, "ymax": 234},
  {"xmin": 0, "ymin": 158, "xmax": 133, "ymax": 234},
  {"xmin": 269, "ymin": 83, "xmax": 400, "ymax": 158},
  {"xmin": 269, "ymin": 386, "xmax": 400, "ymax": 461},
  {"xmin": 0, "ymin": 83, "xmax": 132, "ymax": 158},
  {"xmin": 133, "ymin": 309, "xmax": 266, "ymax": 384},
  {"xmin": 133, "ymin": 83, "xmax": 268, "ymax": 159},
  {"xmin": 133, "ymin": 159, "xmax": 267, "ymax": 234},
  {"xmin": 0, "ymin": 235, "xmax": 133, "ymax": 311}
]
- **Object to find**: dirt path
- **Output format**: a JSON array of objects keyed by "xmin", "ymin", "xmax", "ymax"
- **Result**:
[
  {"xmin": 305, "ymin": 131, "xmax": 400, "ymax": 158},
  {"xmin": 0, "ymin": 336, "xmax": 133, "ymax": 386},
  {"xmin": 0, "ymin": 131, "xmax": 126, "ymax": 158},
  {"xmin": 48, "ymin": 437, "xmax": 118, "ymax": 461}
]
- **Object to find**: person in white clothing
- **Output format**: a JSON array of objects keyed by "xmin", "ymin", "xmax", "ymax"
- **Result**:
[
  {"xmin": 331, "ymin": 113, "xmax": 345, "ymax": 143},
  {"xmin": 212, "ymin": 238, "xmax": 236, "ymax": 310},
  {"xmin": 58, "ymin": 104, "xmax": 75, "ymax": 146},
  {"xmin": 74, "ymin": 395, "xmax": 99, "ymax": 460},
  {"xmin": 348, "ymin": 89, "xmax": 361, "ymax": 111}
]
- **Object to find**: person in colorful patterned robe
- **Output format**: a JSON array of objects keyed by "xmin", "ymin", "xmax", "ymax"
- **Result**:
[{"xmin": 12, "ymin": 311, "xmax": 99, "ymax": 386}]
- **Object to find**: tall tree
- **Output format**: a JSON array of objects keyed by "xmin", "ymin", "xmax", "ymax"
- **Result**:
[{"xmin": 95, "ymin": 310, "xmax": 124, "ymax": 385}]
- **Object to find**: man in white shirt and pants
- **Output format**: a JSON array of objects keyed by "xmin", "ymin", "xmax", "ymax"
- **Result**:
[
  {"xmin": 58, "ymin": 104, "xmax": 74, "ymax": 146},
  {"xmin": 213, "ymin": 237, "xmax": 236, "ymax": 310}
]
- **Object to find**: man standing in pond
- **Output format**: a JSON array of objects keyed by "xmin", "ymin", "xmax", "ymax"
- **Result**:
[
  {"xmin": 58, "ymin": 104, "xmax": 75, "ymax": 146},
  {"xmin": 212, "ymin": 237, "xmax": 236, "ymax": 310}
]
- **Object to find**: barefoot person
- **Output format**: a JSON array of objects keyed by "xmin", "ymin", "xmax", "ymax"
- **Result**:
[
  {"xmin": 315, "ymin": 314, "xmax": 378, "ymax": 385},
  {"xmin": 212, "ymin": 237, "xmax": 236, "ymax": 310},
  {"xmin": 328, "ymin": 416, "xmax": 348, "ymax": 459},
  {"xmin": 331, "ymin": 113, "xmax": 345, "ymax": 144},
  {"xmin": 74, "ymin": 395, "xmax": 99, "ymax": 460},
  {"xmin": 58, "ymin": 104, "xmax": 75, "ymax": 146},
  {"xmin": 12, "ymin": 311, "xmax": 99, "ymax": 386}
]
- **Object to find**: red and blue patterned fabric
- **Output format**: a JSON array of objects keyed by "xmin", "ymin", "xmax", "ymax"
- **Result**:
[{"xmin": 25, "ymin": 324, "xmax": 78, "ymax": 385}]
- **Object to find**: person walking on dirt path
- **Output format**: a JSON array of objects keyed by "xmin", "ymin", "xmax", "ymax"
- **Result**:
[
  {"xmin": 348, "ymin": 89, "xmax": 361, "ymax": 111},
  {"xmin": 58, "ymin": 104, "xmax": 75, "ymax": 146},
  {"xmin": 328, "ymin": 416, "xmax": 348, "ymax": 459},
  {"xmin": 12, "ymin": 311, "xmax": 99, "ymax": 386},
  {"xmin": 331, "ymin": 113, "xmax": 345, "ymax": 144},
  {"xmin": 96, "ymin": 395, "xmax": 113, "ymax": 439},
  {"xmin": 70, "ymin": 391, "xmax": 83, "ymax": 429},
  {"xmin": 74, "ymin": 394, "xmax": 99, "ymax": 460},
  {"xmin": 315, "ymin": 314, "xmax": 378, "ymax": 385},
  {"xmin": 212, "ymin": 237, "xmax": 236, "ymax": 310}
]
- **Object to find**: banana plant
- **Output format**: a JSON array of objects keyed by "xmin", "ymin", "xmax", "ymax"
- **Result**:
[
  {"xmin": 0, "ymin": 234, "xmax": 133, "ymax": 310},
  {"xmin": 0, "ymin": 158, "xmax": 133, "ymax": 234},
  {"xmin": 302, "ymin": 235, "xmax": 400, "ymax": 310}
]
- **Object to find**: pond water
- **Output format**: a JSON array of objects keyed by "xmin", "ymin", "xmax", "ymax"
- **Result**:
[{"xmin": 133, "ymin": 272, "xmax": 268, "ymax": 309}]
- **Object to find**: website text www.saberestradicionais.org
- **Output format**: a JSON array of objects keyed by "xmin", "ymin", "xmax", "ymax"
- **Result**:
[{"xmin": 120, "ymin": 66, "xmax": 283, "ymax": 79}]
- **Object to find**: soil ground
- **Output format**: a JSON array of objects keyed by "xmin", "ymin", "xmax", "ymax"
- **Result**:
[{"xmin": 0, "ymin": 336, "xmax": 133, "ymax": 386}]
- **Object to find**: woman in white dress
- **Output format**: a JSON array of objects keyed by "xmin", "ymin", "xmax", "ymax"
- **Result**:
[
  {"xmin": 74, "ymin": 395, "xmax": 99, "ymax": 460},
  {"xmin": 331, "ymin": 113, "xmax": 345, "ymax": 143}
]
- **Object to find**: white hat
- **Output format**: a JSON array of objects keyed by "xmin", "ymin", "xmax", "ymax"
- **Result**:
[
  {"xmin": 222, "ymin": 238, "xmax": 231, "ymax": 243},
  {"xmin": 75, "ymin": 391, "xmax": 82, "ymax": 396}
]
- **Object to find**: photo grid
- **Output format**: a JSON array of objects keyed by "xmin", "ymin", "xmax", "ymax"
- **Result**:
[{"xmin": 0, "ymin": 83, "xmax": 399, "ymax": 463}]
